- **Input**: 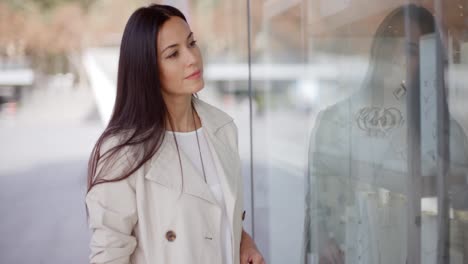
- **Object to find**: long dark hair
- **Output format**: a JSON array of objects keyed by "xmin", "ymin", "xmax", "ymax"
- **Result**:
[{"xmin": 87, "ymin": 4, "xmax": 187, "ymax": 192}]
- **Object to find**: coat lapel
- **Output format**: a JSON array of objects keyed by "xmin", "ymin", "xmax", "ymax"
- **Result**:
[
  {"xmin": 194, "ymin": 98, "xmax": 239, "ymax": 253},
  {"xmin": 203, "ymin": 128, "xmax": 238, "ymax": 225},
  {"xmin": 144, "ymin": 135, "xmax": 218, "ymax": 205}
]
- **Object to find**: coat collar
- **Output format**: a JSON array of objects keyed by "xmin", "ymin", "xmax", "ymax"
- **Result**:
[
  {"xmin": 192, "ymin": 97, "xmax": 233, "ymax": 133},
  {"xmin": 144, "ymin": 98, "xmax": 238, "ymax": 208}
]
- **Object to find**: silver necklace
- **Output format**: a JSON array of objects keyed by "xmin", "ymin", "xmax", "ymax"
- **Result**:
[
  {"xmin": 171, "ymin": 105, "xmax": 207, "ymax": 184},
  {"xmin": 193, "ymin": 108, "xmax": 207, "ymax": 183}
]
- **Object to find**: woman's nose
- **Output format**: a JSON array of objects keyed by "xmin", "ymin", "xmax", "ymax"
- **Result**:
[{"xmin": 185, "ymin": 48, "xmax": 198, "ymax": 66}]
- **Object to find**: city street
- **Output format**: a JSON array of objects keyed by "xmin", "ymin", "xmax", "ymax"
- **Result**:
[{"xmin": 0, "ymin": 83, "xmax": 103, "ymax": 264}]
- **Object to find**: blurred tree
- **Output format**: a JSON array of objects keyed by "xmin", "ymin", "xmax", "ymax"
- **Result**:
[
  {"xmin": 0, "ymin": 0, "xmax": 165, "ymax": 84},
  {"xmin": 0, "ymin": 0, "xmax": 128, "ymax": 74},
  {"xmin": 3, "ymin": 0, "xmax": 96, "ymax": 12},
  {"xmin": 0, "ymin": 0, "xmax": 91, "ymax": 73}
]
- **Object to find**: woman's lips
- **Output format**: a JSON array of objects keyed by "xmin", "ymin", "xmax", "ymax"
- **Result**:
[{"xmin": 185, "ymin": 70, "xmax": 201, "ymax": 80}]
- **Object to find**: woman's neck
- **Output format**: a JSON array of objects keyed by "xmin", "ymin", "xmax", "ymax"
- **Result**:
[{"xmin": 164, "ymin": 95, "xmax": 201, "ymax": 132}]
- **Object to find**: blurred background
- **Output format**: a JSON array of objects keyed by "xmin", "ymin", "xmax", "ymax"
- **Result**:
[{"xmin": 0, "ymin": 0, "xmax": 467, "ymax": 263}]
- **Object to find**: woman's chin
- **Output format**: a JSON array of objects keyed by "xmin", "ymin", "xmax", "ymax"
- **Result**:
[{"xmin": 191, "ymin": 81, "xmax": 205, "ymax": 94}]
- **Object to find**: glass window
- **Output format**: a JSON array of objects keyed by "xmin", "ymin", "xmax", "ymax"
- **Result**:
[{"xmin": 248, "ymin": 0, "xmax": 468, "ymax": 263}]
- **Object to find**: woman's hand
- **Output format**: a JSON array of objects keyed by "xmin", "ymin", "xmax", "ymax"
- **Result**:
[{"xmin": 240, "ymin": 229, "xmax": 265, "ymax": 264}]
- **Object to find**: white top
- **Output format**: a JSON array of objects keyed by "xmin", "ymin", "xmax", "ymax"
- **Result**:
[{"xmin": 167, "ymin": 127, "xmax": 233, "ymax": 264}]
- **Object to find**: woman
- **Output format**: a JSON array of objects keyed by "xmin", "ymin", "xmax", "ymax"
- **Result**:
[{"xmin": 86, "ymin": 4, "xmax": 264, "ymax": 264}]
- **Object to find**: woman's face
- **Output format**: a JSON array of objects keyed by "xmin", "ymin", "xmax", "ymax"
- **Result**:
[
  {"xmin": 157, "ymin": 16, "xmax": 204, "ymax": 98},
  {"xmin": 378, "ymin": 20, "xmax": 423, "ymax": 90}
]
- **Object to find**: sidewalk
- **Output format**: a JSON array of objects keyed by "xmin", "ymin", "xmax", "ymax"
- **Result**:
[
  {"xmin": 0, "ymin": 83, "xmax": 103, "ymax": 175},
  {"xmin": 0, "ymin": 82, "xmax": 102, "ymax": 264}
]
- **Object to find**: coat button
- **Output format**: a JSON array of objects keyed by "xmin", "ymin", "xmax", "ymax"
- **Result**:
[
  {"xmin": 166, "ymin": 230, "xmax": 176, "ymax": 242},
  {"xmin": 242, "ymin": 210, "xmax": 246, "ymax": 221}
]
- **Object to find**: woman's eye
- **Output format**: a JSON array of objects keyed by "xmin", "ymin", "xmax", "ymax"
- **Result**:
[{"xmin": 168, "ymin": 51, "xmax": 178, "ymax": 59}]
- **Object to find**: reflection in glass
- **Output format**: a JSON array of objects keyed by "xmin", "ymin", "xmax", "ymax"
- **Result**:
[{"xmin": 304, "ymin": 4, "xmax": 468, "ymax": 264}]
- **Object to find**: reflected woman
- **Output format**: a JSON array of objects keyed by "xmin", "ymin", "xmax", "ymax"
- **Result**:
[
  {"xmin": 85, "ymin": 4, "xmax": 264, "ymax": 264},
  {"xmin": 303, "ymin": 4, "xmax": 468, "ymax": 264}
]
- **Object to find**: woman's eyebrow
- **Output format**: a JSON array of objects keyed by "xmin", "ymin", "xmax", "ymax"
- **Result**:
[{"xmin": 161, "ymin": 32, "xmax": 194, "ymax": 53}]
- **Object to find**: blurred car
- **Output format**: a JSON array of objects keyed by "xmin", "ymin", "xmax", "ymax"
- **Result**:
[{"xmin": 0, "ymin": 59, "xmax": 35, "ymax": 110}]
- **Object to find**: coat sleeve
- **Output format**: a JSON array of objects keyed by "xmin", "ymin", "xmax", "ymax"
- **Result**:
[
  {"xmin": 86, "ymin": 179, "xmax": 138, "ymax": 264},
  {"xmin": 86, "ymin": 139, "xmax": 138, "ymax": 264}
]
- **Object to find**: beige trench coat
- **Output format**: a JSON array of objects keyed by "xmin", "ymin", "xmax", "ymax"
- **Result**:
[{"xmin": 86, "ymin": 98, "xmax": 244, "ymax": 264}]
